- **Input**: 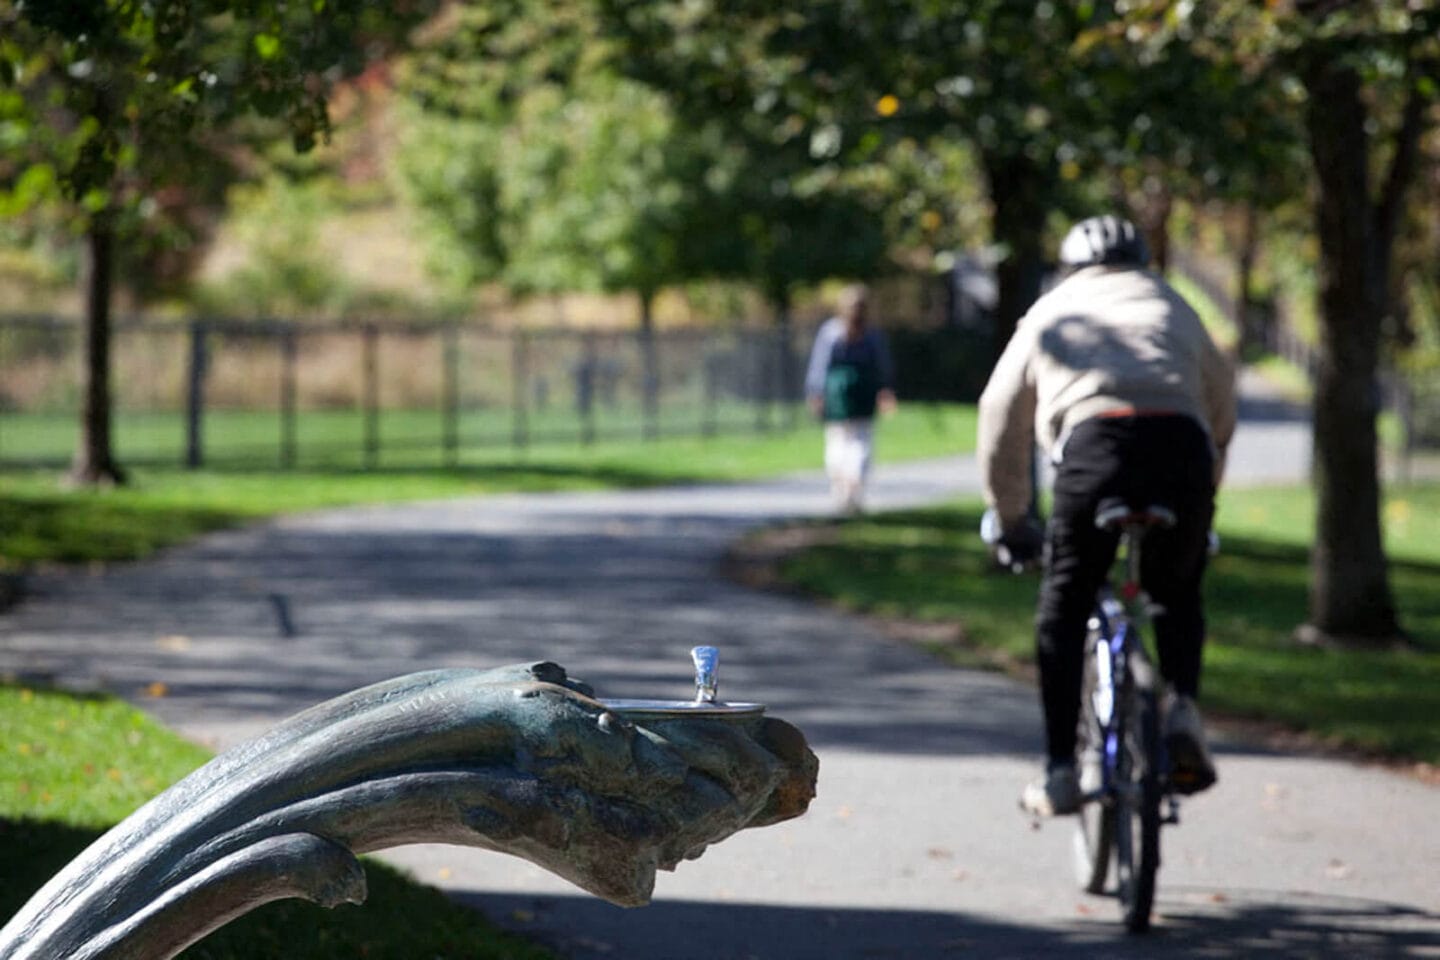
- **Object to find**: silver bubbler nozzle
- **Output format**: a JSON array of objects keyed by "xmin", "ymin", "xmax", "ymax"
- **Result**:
[{"xmin": 691, "ymin": 645, "xmax": 719, "ymax": 703}]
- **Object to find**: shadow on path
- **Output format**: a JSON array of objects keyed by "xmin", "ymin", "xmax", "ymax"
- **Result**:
[
  {"xmin": 456, "ymin": 888, "xmax": 1440, "ymax": 960},
  {"xmin": 7, "ymin": 513, "xmax": 1046, "ymax": 758}
]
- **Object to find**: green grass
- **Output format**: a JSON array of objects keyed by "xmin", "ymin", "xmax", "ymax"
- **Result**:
[
  {"xmin": 769, "ymin": 485, "xmax": 1440, "ymax": 764},
  {"xmin": 0, "ymin": 685, "xmax": 552, "ymax": 959},
  {"xmin": 1167, "ymin": 271, "xmax": 1239, "ymax": 351},
  {"xmin": 0, "ymin": 403, "xmax": 977, "ymax": 567},
  {"xmin": 1248, "ymin": 355, "xmax": 1312, "ymax": 403},
  {"xmin": 1, "ymin": 401, "xmax": 976, "ymax": 469},
  {"xmin": 2, "ymin": 403, "xmax": 805, "ymax": 467}
]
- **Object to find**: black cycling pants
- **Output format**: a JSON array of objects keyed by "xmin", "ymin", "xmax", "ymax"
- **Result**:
[{"xmin": 1037, "ymin": 414, "xmax": 1216, "ymax": 764}]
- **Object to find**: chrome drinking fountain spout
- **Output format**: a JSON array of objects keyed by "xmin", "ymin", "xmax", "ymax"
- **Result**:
[{"xmin": 692, "ymin": 645, "xmax": 719, "ymax": 703}]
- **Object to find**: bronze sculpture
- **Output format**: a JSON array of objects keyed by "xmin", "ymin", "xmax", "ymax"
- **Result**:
[{"xmin": 0, "ymin": 659, "xmax": 818, "ymax": 960}]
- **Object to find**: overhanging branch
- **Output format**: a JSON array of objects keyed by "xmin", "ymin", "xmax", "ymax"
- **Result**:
[{"xmin": 1373, "ymin": 56, "xmax": 1435, "ymax": 255}]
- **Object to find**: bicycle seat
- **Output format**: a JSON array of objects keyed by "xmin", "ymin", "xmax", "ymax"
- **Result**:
[{"xmin": 1094, "ymin": 501, "xmax": 1177, "ymax": 531}]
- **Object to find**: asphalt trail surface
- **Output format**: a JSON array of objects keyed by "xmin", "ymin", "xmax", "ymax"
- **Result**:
[{"xmin": 4, "ymin": 393, "xmax": 1437, "ymax": 958}]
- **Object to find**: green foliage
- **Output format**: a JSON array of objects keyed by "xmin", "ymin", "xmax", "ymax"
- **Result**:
[
  {"xmin": 397, "ymin": 0, "xmax": 890, "ymax": 313},
  {"xmin": 495, "ymin": 76, "xmax": 698, "ymax": 302},
  {"xmin": 1167, "ymin": 271, "xmax": 1239, "ymax": 350},
  {"xmin": 597, "ymin": 1, "xmax": 1317, "ymax": 343},
  {"xmin": 1, "ymin": 0, "xmax": 442, "ymax": 300},
  {"xmin": 846, "ymin": 137, "xmax": 990, "ymax": 263},
  {"xmin": 0, "ymin": 686, "xmax": 553, "ymax": 958},
  {"xmin": 196, "ymin": 174, "xmax": 352, "ymax": 317},
  {"xmin": 396, "ymin": 1, "xmax": 716, "ymax": 312},
  {"xmin": 393, "ymin": 105, "xmax": 507, "ymax": 292}
]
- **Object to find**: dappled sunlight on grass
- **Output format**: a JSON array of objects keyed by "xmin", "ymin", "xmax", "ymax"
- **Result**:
[
  {"xmin": 0, "ymin": 686, "xmax": 208, "ymax": 827},
  {"xmin": 0, "ymin": 686, "xmax": 552, "ymax": 958},
  {"xmin": 768, "ymin": 487, "xmax": 1440, "ymax": 764}
]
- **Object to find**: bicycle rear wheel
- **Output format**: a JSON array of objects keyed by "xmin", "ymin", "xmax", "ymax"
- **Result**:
[
  {"xmin": 1072, "ymin": 631, "xmax": 1112, "ymax": 894},
  {"xmin": 1113, "ymin": 657, "xmax": 1161, "ymax": 933}
]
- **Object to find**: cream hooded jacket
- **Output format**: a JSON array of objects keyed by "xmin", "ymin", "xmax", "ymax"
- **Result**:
[{"xmin": 977, "ymin": 265, "xmax": 1237, "ymax": 525}]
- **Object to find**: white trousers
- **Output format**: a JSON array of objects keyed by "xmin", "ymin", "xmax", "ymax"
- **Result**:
[{"xmin": 823, "ymin": 419, "xmax": 875, "ymax": 497}]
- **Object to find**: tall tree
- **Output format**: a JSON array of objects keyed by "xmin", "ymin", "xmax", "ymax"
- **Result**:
[
  {"xmin": 1296, "ymin": 19, "xmax": 1434, "ymax": 644},
  {"xmin": 397, "ymin": 0, "xmax": 886, "ymax": 331},
  {"xmin": 1126, "ymin": 1, "xmax": 1439, "ymax": 644},
  {"xmin": 598, "ymin": 1, "xmax": 1145, "ymax": 354},
  {"xmin": 1, "ymin": 0, "xmax": 438, "ymax": 484},
  {"xmin": 1076, "ymin": 11, "xmax": 1308, "ymax": 343}
]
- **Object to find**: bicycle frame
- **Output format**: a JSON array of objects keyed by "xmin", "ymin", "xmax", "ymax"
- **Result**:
[
  {"xmin": 1074, "ymin": 508, "xmax": 1176, "ymax": 933},
  {"xmin": 1086, "ymin": 532, "xmax": 1171, "ymax": 803}
]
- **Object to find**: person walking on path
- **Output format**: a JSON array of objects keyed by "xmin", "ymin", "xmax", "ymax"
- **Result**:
[
  {"xmin": 977, "ymin": 215, "xmax": 1238, "ymax": 817},
  {"xmin": 804, "ymin": 284, "xmax": 897, "ymax": 513}
]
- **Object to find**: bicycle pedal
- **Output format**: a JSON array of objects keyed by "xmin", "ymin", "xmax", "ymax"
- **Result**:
[{"xmin": 1162, "ymin": 796, "xmax": 1181, "ymax": 826}]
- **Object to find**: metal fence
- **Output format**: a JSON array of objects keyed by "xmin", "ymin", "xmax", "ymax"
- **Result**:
[{"xmin": 0, "ymin": 316, "xmax": 806, "ymax": 469}]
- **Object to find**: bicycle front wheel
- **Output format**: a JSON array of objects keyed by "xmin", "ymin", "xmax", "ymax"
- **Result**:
[{"xmin": 1113, "ymin": 661, "xmax": 1161, "ymax": 933}]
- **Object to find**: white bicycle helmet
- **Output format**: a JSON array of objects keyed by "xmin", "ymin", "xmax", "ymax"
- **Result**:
[{"xmin": 1058, "ymin": 215, "xmax": 1150, "ymax": 269}]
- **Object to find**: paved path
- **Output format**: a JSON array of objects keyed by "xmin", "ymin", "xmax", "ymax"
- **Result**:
[{"xmin": 4, "ymin": 392, "xmax": 1438, "ymax": 958}]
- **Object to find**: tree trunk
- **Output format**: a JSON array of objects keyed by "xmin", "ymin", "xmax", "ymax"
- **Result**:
[
  {"xmin": 1135, "ymin": 180, "xmax": 1173, "ymax": 274},
  {"xmin": 1298, "ymin": 58, "xmax": 1400, "ymax": 644},
  {"xmin": 984, "ymin": 151, "xmax": 1049, "ymax": 359},
  {"xmin": 773, "ymin": 289, "xmax": 798, "ymax": 427},
  {"xmin": 638, "ymin": 291, "xmax": 659, "ymax": 440},
  {"xmin": 1235, "ymin": 205, "xmax": 1260, "ymax": 357},
  {"xmin": 69, "ymin": 211, "xmax": 127, "ymax": 486}
]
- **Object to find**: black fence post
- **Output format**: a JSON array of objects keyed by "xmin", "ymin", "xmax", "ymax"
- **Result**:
[
  {"xmin": 280, "ymin": 325, "xmax": 297, "ymax": 469},
  {"xmin": 754, "ymin": 334, "xmax": 773, "ymax": 434},
  {"xmin": 641, "ymin": 326, "xmax": 659, "ymax": 441},
  {"xmin": 442, "ymin": 325, "xmax": 460, "ymax": 467},
  {"xmin": 778, "ymin": 314, "xmax": 798, "ymax": 431},
  {"xmin": 580, "ymin": 332, "xmax": 596, "ymax": 446},
  {"xmin": 702, "ymin": 336, "xmax": 718, "ymax": 438},
  {"xmin": 185, "ymin": 319, "xmax": 208, "ymax": 469},
  {"xmin": 512, "ymin": 331, "xmax": 529, "ymax": 450},
  {"xmin": 362, "ymin": 324, "xmax": 379, "ymax": 469}
]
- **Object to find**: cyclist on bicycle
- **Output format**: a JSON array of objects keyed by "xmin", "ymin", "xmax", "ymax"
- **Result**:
[{"xmin": 977, "ymin": 215, "xmax": 1237, "ymax": 816}]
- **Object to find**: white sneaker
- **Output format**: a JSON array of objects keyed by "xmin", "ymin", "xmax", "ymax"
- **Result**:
[
  {"xmin": 1019, "ymin": 762, "xmax": 1081, "ymax": 816},
  {"xmin": 1078, "ymin": 746, "xmax": 1104, "ymax": 795},
  {"xmin": 1165, "ymin": 694, "xmax": 1217, "ymax": 794}
]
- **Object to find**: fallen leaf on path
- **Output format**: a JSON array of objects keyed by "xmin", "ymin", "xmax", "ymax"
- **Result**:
[
  {"xmin": 1325, "ymin": 859, "xmax": 1353, "ymax": 880},
  {"xmin": 571, "ymin": 937, "xmax": 614, "ymax": 954}
]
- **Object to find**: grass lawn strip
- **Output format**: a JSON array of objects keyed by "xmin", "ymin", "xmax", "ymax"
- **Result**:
[
  {"xmin": 741, "ymin": 484, "xmax": 1440, "ymax": 770},
  {"xmin": 0, "ymin": 685, "xmax": 553, "ymax": 959},
  {"xmin": 0, "ymin": 403, "xmax": 976, "ymax": 569}
]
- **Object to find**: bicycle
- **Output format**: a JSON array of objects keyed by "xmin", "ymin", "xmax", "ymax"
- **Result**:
[{"xmin": 1072, "ymin": 500, "xmax": 1192, "ymax": 933}]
